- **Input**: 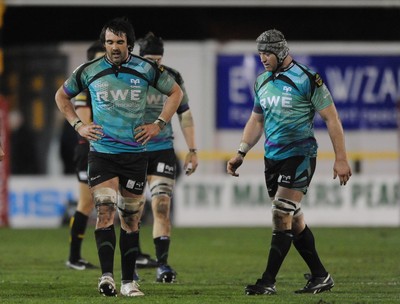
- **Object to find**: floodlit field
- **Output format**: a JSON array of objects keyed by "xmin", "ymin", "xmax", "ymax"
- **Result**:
[{"xmin": 0, "ymin": 226, "xmax": 399, "ymax": 303}]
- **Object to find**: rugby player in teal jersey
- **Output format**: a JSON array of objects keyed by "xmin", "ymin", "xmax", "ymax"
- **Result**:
[
  {"xmin": 138, "ymin": 32, "xmax": 198, "ymax": 283},
  {"xmin": 227, "ymin": 29, "xmax": 352, "ymax": 295},
  {"xmin": 65, "ymin": 41, "xmax": 157, "ymax": 273},
  {"xmin": 55, "ymin": 17, "xmax": 183, "ymax": 297}
]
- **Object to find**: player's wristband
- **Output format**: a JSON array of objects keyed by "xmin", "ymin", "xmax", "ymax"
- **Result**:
[
  {"xmin": 153, "ymin": 117, "xmax": 167, "ymax": 130},
  {"xmin": 189, "ymin": 148, "xmax": 197, "ymax": 153},
  {"xmin": 237, "ymin": 142, "xmax": 250, "ymax": 157},
  {"xmin": 72, "ymin": 119, "xmax": 83, "ymax": 131},
  {"xmin": 237, "ymin": 150, "xmax": 246, "ymax": 157}
]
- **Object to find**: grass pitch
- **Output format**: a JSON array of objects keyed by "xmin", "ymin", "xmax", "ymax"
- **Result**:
[{"xmin": 0, "ymin": 226, "xmax": 399, "ymax": 303}]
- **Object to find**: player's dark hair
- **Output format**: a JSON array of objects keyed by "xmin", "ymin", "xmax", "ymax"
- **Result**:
[
  {"xmin": 138, "ymin": 32, "xmax": 164, "ymax": 56},
  {"xmin": 99, "ymin": 16, "xmax": 136, "ymax": 52},
  {"xmin": 87, "ymin": 40, "xmax": 105, "ymax": 61}
]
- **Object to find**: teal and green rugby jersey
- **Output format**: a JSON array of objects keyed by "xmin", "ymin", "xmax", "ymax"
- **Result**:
[
  {"xmin": 253, "ymin": 61, "xmax": 333, "ymax": 160},
  {"xmin": 63, "ymin": 54, "xmax": 176, "ymax": 153},
  {"xmin": 143, "ymin": 65, "xmax": 190, "ymax": 152}
]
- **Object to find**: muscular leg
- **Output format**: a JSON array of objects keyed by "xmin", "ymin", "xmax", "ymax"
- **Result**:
[
  {"xmin": 92, "ymin": 179, "xmax": 118, "ymax": 275},
  {"xmin": 118, "ymin": 187, "xmax": 143, "ymax": 282},
  {"xmin": 260, "ymin": 187, "xmax": 302, "ymax": 285},
  {"xmin": 148, "ymin": 175, "xmax": 174, "ymax": 265},
  {"xmin": 267, "ymin": 187, "xmax": 328, "ymax": 278},
  {"xmin": 292, "ymin": 214, "xmax": 327, "ymax": 277}
]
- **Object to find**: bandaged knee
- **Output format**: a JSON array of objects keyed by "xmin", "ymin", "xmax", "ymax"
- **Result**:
[
  {"xmin": 93, "ymin": 187, "xmax": 117, "ymax": 209},
  {"xmin": 117, "ymin": 196, "xmax": 144, "ymax": 221},
  {"xmin": 272, "ymin": 197, "xmax": 300, "ymax": 216},
  {"xmin": 149, "ymin": 177, "xmax": 174, "ymax": 198}
]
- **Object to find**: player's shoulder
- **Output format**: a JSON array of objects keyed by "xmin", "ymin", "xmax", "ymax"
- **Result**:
[
  {"xmin": 290, "ymin": 61, "xmax": 325, "ymax": 90},
  {"xmin": 82, "ymin": 56, "xmax": 105, "ymax": 70},
  {"xmin": 162, "ymin": 65, "xmax": 183, "ymax": 84},
  {"xmin": 291, "ymin": 61, "xmax": 317, "ymax": 77},
  {"xmin": 72, "ymin": 56, "xmax": 106, "ymax": 79},
  {"xmin": 130, "ymin": 54, "xmax": 161, "ymax": 71},
  {"xmin": 162, "ymin": 65, "xmax": 180, "ymax": 76}
]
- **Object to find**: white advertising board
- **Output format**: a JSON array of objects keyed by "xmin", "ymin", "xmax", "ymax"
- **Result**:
[
  {"xmin": 9, "ymin": 176, "xmax": 77, "ymax": 228},
  {"xmin": 8, "ymin": 174, "xmax": 400, "ymax": 228},
  {"xmin": 174, "ymin": 175, "xmax": 400, "ymax": 227}
]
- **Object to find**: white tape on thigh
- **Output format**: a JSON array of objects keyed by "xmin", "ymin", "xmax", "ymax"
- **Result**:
[{"xmin": 149, "ymin": 177, "xmax": 174, "ymax": 198}]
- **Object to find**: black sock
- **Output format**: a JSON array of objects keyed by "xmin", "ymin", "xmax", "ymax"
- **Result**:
[
  {"xmin": 68, "ymin": 211, "xmax": 88, "ymax": 262},
  {"xmin": 293, "ymin": 225, "xmax": 327, "ymax": 277},
  {"xmin": 95, "ymin": 225, "xmax": 116, "ymax": 275},
  {"xmin": 154, "ymin": 236, "xmax": 170, "ymax": 265},
  {"xmin": 119, "ymin": 228, "xmax": 139, "ymax": 282},
  {"xmin": 261, "ymin": 230, "xmax": 293, "ymax": 285}
]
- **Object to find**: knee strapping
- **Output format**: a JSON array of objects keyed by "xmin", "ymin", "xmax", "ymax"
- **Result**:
[
  {"xmin": 93, "ymin": 187, "xmax": 117, "ymax": 208},
  {"xmin": 117, "ymin": 196, "xmax": 144, "ymax": 218},
  {"xmin": 149, "ymin": 177, "xmax": 174, "ymax": 198},
  {"xmin": 272, "ymin": 197, "xmax": 301, "ymax": 216}
]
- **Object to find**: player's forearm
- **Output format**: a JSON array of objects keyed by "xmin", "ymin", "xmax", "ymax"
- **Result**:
[
  {"xmin": 179, "ymin": 111, "xmax": 196, "ymax": 150},
  {"xmin": 181, "ymin": 125, "xmax": 197, "ymax": 150},
  {"xmin": 55, "ymin": 87, "xmax": 81, "ymax": 126},
  {"xmin": 326, "ymin": 119, "xmax": 348, "ymax": 161},
  {"xmin": 159, "ymin": 84, "xmax": 183, "ymax": 123},
  {"xmin": 240, "ymin": 114, "xmax": 263, "ymax": 151}
]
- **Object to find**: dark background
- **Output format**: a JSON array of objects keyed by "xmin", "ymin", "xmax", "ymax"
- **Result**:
[
  {"xmin": 3, "ymin": 5, "xmax": 400, "ymax": 45},
  {"xmin": 3, "ymin": 5, "xmax": 400, "ymax": 175}
]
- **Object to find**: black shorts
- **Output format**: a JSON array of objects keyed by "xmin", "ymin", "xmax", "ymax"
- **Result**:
[
  {"xmin": 146, "ymin": 148, "xmax": 177, "ymax": 180},
  {"xmin": 264, "ymin": 156, "xmax": 316, "ymax": 197},
  {"xmin": 74, "ymin": 142, "xmax": 89, "ymax": 183},
  {"xmin": 88, "ymin": 151, "xmax": 148, "ymax": 195}
]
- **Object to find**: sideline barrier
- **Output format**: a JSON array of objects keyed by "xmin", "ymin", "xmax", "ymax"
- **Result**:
[
  {"xmin": 174, "ymin": 175, "xmax": 400, "ymax": 227},
  {"xmin": 9, "ymin": 176, "xmax": 76, "ymax": 228},
  {"xmin": 8, "ymin": 174, "xmax": 400, "ymax": 228}
]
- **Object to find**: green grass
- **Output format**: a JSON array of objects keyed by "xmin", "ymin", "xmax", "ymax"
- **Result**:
[{"xmin": 0, "ymin": 226, "xmax": 399, "ymax": 303}]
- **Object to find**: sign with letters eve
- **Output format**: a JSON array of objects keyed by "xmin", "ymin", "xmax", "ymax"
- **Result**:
[{"xmin": 216, "ymin": 54, "xmax": 400, "ymax": 130}]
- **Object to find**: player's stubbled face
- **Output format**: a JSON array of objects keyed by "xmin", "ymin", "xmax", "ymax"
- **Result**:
[
  {"xmin": 259, "ymin": 52, "xmax": 278, "ymax": 72},
  {"xmin": 104, "ymin": 29, "xmax": 129, "ymax": 66}
]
